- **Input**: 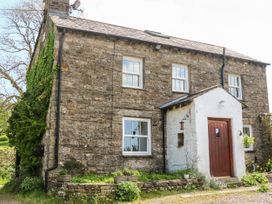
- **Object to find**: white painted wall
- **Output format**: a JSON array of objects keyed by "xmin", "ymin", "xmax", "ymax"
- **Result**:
[
  {"xmin": 166, "ymin": 104, "xmax": 198, "ymax": 172},
  {"xmin": 194, "ymin": 88, "xmax": 245, "ymax": 179},
  {"xmin": 165, "ymin": 87, "xmax": 246, "ymax": 179}
]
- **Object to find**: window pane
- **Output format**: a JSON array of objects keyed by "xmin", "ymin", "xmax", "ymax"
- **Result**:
[
  {"xmin": 132, "ymin": 75, "xmax": 139, "ymax": 87},
  {"xmin": 139, "ymin": 137, "xmax": 147, "ymax": 151},
  {"xmin": 128, "ymin": 61, "xmax": 134, "ymax": 72},
  {"xmin": 236, "ymin": 77, "xmax": 240, "ymax": 86},
  {"xmin": 140, "ymin": 122, "xmax": 148, "ymax": 135},
  {"xmin": 179, "ymin": 68, "xmax": 186, "ymax": 78},
  {"xmin": 243, "ymin": 127, "xmax": 251, "ymax": 136},
  {"xmin": 123, "ymin": 74, "xmax": 133, "ymax": 86},
  {"xmin": 133, "ymin": 62, "xmax": 140, "ymax": 74},
  {"xmin": 125, "ymin": 120, "xmax": 132, "ymax": 135},
  {"xmin": 131, "ymin": 137, "xmax": 139, "ymax": 151},
  {"xmin": 123, "ymin": 60, "xmax": 129, "ymax": 72},
  {"xmin": 132, "ymin": 121, "xmax": 140, "ymax": 135},
  {"xmin": 124, "ymin": 137, "xmax": 131, "ymax": 151},
  {"xmin": 173, "ymin": 67, "xmax": 177, "ymax": 77}
]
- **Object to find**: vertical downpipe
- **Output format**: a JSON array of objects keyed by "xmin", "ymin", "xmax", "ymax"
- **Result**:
[
  {"xmin": 44, "ymin": 28, "xmax": 66, "ymax": 192},
  {"xmin": 221, "ymin": 47, "xmax": 226, "ymax": 88}
]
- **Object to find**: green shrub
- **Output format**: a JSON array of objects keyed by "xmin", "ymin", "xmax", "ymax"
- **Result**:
[
  {"xmin": 241, "ymin": 173, "xmax": 268, "ymax": 187},
  {"xmin": 257, "ymin": 184, "xmax": 270, "ymax": 193},
  {"xmin": 7, "ymin": 29, "xmax": 55, "ymax": 176},
  {"xmin": 63, "ymin": 157, "xmax": 85, "ymax": 175},
  {"xmin": 243, "ymin": 134, "xmax": 254, "ymax": 148},
  {"xmin": 112, "ymin": 168, "xmax": 140, "ymax": 177},
  {"xmin": 264, "ymin": 159, "xmax": 272, "ymax": 172},
  {"xmin": 115, "ymin": 181, "xmax": 140, "ymax": 202},
  {"xmin": 0, "ymin": 135, "xmax": 8, "ymax": 142},
  {"xmin": 20, "ymin": 177, "xmax": 43, "ymax": 193},
  {"xmin": 72, "ymin": 174, "xmax": 114, "ymax": 184},
  {"xmin": 0, "ymin": 165, "xmax": 14, "ymax": 181}
]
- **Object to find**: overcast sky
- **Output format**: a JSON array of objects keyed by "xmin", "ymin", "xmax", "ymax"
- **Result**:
[
  {"xmin": 72, "ymin": 0, "xmax": 272, "ymax": 111},
  {"xmin": 1, "ymin": 0, "xmax": 271, "ymax": 110}
]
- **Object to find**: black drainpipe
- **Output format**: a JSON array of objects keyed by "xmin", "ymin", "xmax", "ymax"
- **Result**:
[
  {"xmin": 221, "ymin": 47, "xmax": 226, "ymax": 88},
  {"xmin": 161, "ymin": 109, "xmax": 166, "ymax": 173},
  {"xmin": 44, "ymin": 28, "xmax": 66, "ymax": 192}
]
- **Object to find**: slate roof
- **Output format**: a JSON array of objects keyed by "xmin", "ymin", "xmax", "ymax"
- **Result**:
[{"xmin": 51, "ymin": 15, "xmax": 269, "ymax": 65}]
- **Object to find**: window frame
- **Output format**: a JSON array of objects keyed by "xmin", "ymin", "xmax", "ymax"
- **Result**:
[
  {"xmin": 172, "ymin": 64, "xmax": 189, "ymax": 93},
  {"xmin": 122, "ymin": 56, "xmax": 143, "ymax": 89},
  {"xmin": 122, "ymin": 117, "xmax": 151, "ymax": 156},
  {"xmin": 243, "ymin": 125, "xmax": 254, "ymax": 151},
  {"xmin": 228, "ymin": 74, "xmax": 243, "ymax": 100}
]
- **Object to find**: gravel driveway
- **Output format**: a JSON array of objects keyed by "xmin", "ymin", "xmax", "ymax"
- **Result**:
[{"xmin": 133, "ymin": 188, "xmax": 272, "ymax": 204}]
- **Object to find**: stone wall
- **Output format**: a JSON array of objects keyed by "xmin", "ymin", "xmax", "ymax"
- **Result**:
[
  {"xmin": 62, "ymin": 178, "xmax": 204, "ymax": 198},
  {"xmin": 43, "ymin": 23, "xmax": 269, "ymax": 176}
]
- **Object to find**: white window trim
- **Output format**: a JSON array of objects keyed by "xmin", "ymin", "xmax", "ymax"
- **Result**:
[
  {"xmin": 122, "ymin": 117, "xmax": 151, "ymax": 156},
  {"xmin": 243, "ymin": 125, "xmax": 254, "ymax": 151},
  {"xmin": 172, "ymin": 64, "xmax": 189, "ymax": 93},
  {"xmin": 228, "ymin": 74, "xmax": 243, "ymax": 100},
  {"xmin": 122, "ymin": 56, "xmax": 143, "ymax": 89}
]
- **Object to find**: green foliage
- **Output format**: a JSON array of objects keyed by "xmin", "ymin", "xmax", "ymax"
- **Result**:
[
  {"xmin": 63, "ymin": 157, "xmax": 85, "ymax": 175},
  {"xmin": 20, "ymin": 177, "xmax": 43, "ymax": 193},
  {"xmin": 241, "ymin": 172, "xmax": 268, "ymax": 187},
  {"xmin": 0, "ymin": 106, "xmax": 10, "ymax": 146},
  {"xmin": 7, "ymin": 30, "xmax": 55, "ymax": 176},
  {"xmin": 257, "ymin": 184, "xmax": 270, "ymax": 193},
  {"xmin": 71, "ymin": 174, "xmax": 114, "ymax": 184},
  {"xmin": 243, "ymin": 133, "xmax": 255, "ymax": 148},
  {"xmin": 71, "ymin": 169, "xmax": 202, "ymax": 184},
  {"xmin": 111, "ymin": 168, "xmax": 140, "ymax": 177},
  {"xmin": 115, "ymin": 181, "xmax": 140, "ymax": 202},
  {"xmin": 0, "ymin": 165, "xmax": 15, "ymax": 185}
]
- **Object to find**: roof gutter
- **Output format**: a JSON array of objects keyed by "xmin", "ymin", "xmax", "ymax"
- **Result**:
[
  {"xmin": 44, "ymin": 28, "xmax": 66, "ymax": 192},
  {"xmin": 221, "ymin": 47, "xmax": 226, "ymax": 88}
]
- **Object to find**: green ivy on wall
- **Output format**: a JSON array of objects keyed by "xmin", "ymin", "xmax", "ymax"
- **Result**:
[{"xmin": 7, "ymin": 30, "xmax": 55, "ymax": 176}]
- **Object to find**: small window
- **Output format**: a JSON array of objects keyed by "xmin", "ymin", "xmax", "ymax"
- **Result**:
[
  {"xmin": 228, "ymin": 74, "xmax": 242, "ymax": 99},
  {"xmin": 172, "ymin": 64, "xmax": 189, "ymax": 93},
  {"xmin": 243, "ymin": 125, "xmax": 254, "ymax": 151},
  {"xmin": 122, "ymin": 56, "xmax": 143, "ymax": 89},
  {"xmin": 123, "ymin": 117, "xmax": 151, "ymax": 156}
]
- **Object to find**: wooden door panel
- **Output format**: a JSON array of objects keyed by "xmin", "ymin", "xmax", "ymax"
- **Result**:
[{"xmin": 208, "ymin": 119, "xmax": 232, "ymax": 177}]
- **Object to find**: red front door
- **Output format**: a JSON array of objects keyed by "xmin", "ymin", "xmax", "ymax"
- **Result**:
[{"xmin": 208, "ymin": 119, "xmax": 232, "ymax": 177}]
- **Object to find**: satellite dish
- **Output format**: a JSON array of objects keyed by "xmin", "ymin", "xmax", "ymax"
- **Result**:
[{"xmin": 71, "ymin": 0, "xmax": 81, "ymax": 10}]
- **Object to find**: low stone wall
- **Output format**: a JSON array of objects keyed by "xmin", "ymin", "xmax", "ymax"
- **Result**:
[
  {"xmin": 267, "ymin": 173, "xmax": 272, "ymax": 183},
  {"xmin": 62, "ymin": 178, "xmax": 204, "ymax": 198}
]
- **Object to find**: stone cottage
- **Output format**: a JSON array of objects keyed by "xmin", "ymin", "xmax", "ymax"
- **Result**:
[{"xmin": 38, "ymin": 0, "xmax": 270, "ymax": 187}]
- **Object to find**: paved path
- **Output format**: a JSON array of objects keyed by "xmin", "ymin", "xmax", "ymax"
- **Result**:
[
  {"xmin": 133, "ymin": 186, "xmax": 272, "ymax": 204},
  {"xmin": 0, "ymin": 194, "xmax": 22, "ymax": 204}
]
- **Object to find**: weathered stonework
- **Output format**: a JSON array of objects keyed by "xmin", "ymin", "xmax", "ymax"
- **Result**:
[{"xmin": 41, "ymin": 20, "xmax": 269, "ymax": 180}]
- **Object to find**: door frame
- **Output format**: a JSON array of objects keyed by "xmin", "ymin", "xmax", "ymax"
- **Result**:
[{"xmin": 208, "ymin": 117, "xmax": 234, "ymax": 177}]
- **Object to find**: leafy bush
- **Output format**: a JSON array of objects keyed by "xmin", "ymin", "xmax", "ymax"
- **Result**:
[
  {"xmin": 264, "ymin": 159, "xmax": 272, "ymax": 172},
  {"xmin": 72, "ymin": 174, "xmax": 114, "ymax": 184},
  {"xmin": 63, "ymin": 157, "xmax": 85, "ymax": 175},
  {"xmin": 243, "ymin": 134, "xmax": 254, "ymax": 148},
  {"xmin": 241, "ymin": 173, "xmax": 268, "ymax": 187},
  {"xmin": 112, "ymin": 168, "xmax": 140, "ymax": 177},
  {"xmin": 115, "ymin": 181, "xmax": 140, "ymax": 202},
  {"xmin": 7, "ymin": 30, "xmax": 55, "ymax": 176},
  {"xmin": 0, "ymin": 165, "xmax": 14, "ymax": 181},
  {"xmin": 20, "ymin": 177, "xmax": 43, "ymax": 193},
  {"xmin": 257, "ymin": 184, "xmax": 270, "ymax": 193}
]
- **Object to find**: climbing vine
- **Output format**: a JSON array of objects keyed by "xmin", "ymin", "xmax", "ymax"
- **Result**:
[{"xmin": 7, "ymin": 30, "xmax": 55, "ymax": 176}]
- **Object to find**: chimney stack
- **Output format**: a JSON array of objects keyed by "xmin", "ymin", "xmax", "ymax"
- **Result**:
[{"xmin": 44, "ymin": 0, "xmax": 70, "ymax": 16}]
